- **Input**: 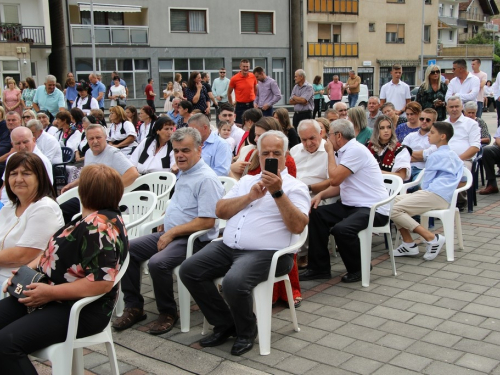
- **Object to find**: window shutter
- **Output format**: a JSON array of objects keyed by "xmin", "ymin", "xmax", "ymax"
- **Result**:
[
  {"xmin": 171, "ymin": 10, "xmax": 188, "ymax": 32},
  {"xmin": 3, "ymin": 5, "xmax": 19, "ymax": 23},
  {"xmin": 241, "ymin": 12, "xmax": 256, "ymax": 32},
  {"xmin": 257, "ymin": 13, "xmax": 272, "ymax": 33}
]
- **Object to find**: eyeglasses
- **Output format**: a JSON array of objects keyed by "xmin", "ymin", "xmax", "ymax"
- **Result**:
[
  {"xmin": 328, "ymin": 131, "xmax": 340, "ymax": 137},
  {"xmin": 419, "ymin": 117, "xmax": 433, "ymax": 123},
  {"xmin": 430, "ymin": 70, "xmax": 440, "ymax": 74},
  {"xmin": 219, "ymin": 71, "xmax": 226, "ymax": 74}
]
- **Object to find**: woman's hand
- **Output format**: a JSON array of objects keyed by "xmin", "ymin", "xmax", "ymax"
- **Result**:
[
  {"xmin": 2, "ymin": 270, "xmax": 17, "ymax": 293},
  {"xmin": 20, "ymin": 283, "xmax": 54, "ymax": 306},
  {"xmin": 231, "ymin": 161, "xmax": 250, "ymax": 174},
  {"xmin": 196, "ymin": 82, "xmax": 203, "ymax": 91}
]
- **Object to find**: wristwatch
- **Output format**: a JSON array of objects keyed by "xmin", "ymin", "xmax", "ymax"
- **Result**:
[
  {"xmin": 271, "ymin": 190, "xmax": 284, "ymax": 199},
  {"xmin": 308, "ymin": 185, "xmax": 312, "ymax": 193}
]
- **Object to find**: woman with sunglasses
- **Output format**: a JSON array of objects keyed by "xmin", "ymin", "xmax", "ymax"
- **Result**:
[{"xmin": 416, "ymin": 65, "xmax": 448, "ymax": 121}]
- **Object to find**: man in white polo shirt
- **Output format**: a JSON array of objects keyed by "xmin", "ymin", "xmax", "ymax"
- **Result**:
[
  {"xmin": 300, "ymin": 119, "xmax": 389, "ymax": 283},
  {"xmin": 445, "ymin": 59, "xmax": 480, "ymax": 104},
  {"xmin": 380, "ymin": 64, "xmax": 411, "ymax": 117},
  {"xmin": 26, "ymin": 119, "xmax": 62, "ymax": 165}
]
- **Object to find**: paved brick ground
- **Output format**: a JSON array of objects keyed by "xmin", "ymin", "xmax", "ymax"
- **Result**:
[{"xmin": 32, "ymin": 112, "xmax": 500, "ymax": 374}]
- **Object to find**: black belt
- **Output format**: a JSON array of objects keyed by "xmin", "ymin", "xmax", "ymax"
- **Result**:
[
  {"xmin": 236, "ymin": 102, "xmax": 253, "ymax": 106},
  {"xmin": 295, "ymin": 110, "xmax": 312, "ymax": 114}
]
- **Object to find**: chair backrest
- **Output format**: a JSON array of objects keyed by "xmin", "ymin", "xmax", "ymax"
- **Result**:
[
  {"xmin": 218, "ymin": 176, "xmax": 237, "ymax": 195},
  {"xmin": 56, "ymin": 186, "xmax": 80, "ymax": 205},
  {"xmin": 383, "ymin": 175, "xmax": 404, "ymax": 208},
  {"xmin": 449, "ymin": 167, "xmax": 473, "ymax": 209},
  {"xmin": 400, "ymin": 169, "xmax": 425, "ymax": 195},
  {"xmin": 119, "ymin": 191, "xmax": 157, "ymax": 240},
  {"xmin": 61, "ymin": 147, "xmax": 74, "ymax": 163}
]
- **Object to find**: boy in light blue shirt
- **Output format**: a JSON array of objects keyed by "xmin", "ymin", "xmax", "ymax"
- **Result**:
[{"xmin": 392, "ymin": 121, "xmax": 463, "ymax": 260}]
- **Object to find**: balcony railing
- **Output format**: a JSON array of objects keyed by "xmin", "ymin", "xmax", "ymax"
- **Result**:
[
  {"xmin": 438, "ymin": 44, "xmax": 494, "ymax": 57},
  {"xmin": 438, "ymin": 16, "xmax": 468, "ymax": 27},
  {"xmin": 71, "ymin": 25, "xmax": 149, "ymax": 45},
  {"xmin": 459, "ymin": 11, "xmax": 488, "ymax": 22},
  {"xmin": 0, "ymin": 23, "xmax": 46, "ymax": 44},
  {"xmin": 307, "ymin": 0, "xmax": 358, "ymax": 14},
  {"xmin": 308, "ymin": 42, "xmax": 358, "ymax": 57}
]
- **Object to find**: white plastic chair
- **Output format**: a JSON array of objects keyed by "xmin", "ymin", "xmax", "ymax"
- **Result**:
[
  {"xmin": 420, "ymin": 167, "xmax": 472, "ymax": 262},
  {"xmin": 203, "ymin": 227, "xmax": 308, "ymax": 355},
  {"xmin": 358, "ymin": 175, "xmax": 403, "ymax": 287},
  {"xmin": 218, "ymin": 176, "xmax": 237, "ymax": 195},
  {"xmin": 30, "ymin": 253, "xmax": 130, "ymax": 375},
  {"xmin": 56, "ymin": 186, "xmax": 80, "ymax": 205},
  {"xmin": 119, "ymin": 191, "xmax": 157, "ymax": 240},
  {"xmin": 124, "ymin": 172, "xmax": 176, "ymax": 219},
  {"xmin": 400, "ymin": 168, "xmax": 425, "ymax": 195}
]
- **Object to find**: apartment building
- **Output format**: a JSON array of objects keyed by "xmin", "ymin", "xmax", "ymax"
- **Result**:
[
  {"xmin": 304, "ymin": 0, "xmax": 440, "ymax": 96},
  {"xmin": 63, "ymin": 0, "xmax": 291, "ymax": 108},
  {"xmin": 0, "ymin": 0, "xmax": 52, "ymax": 85}
]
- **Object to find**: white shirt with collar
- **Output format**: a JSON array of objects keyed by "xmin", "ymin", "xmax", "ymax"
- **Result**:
[
  {"xmin": 222, "ymin": 168, "xmax": 311, "ymax": 251},
  {"xmin": 379, "ymin": 80, "xmax": 411, "ymax": 112},
  {"xmin": 36, "ymin": 131, "xmax": 63, "ymax": 164},
  {"xmin": 445, "ymin": 114, "xmax": 481, "ymax": 158},
  {"xmin": 402, "ymin": 131, "xmax": 437, "ymax": 169},
  {"xmin": 445, "ymin": 72, "xmax": 480, "ymax": 103},
  {"xmin": 290, "ymin": 139, "xmax": 329, "ymax": 185},
  {"xmin": 336, "ymin": 138, "xmax": 389, "ymax": 215}
]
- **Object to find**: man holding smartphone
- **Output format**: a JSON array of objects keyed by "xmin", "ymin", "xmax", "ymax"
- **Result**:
[{"xmin": 180, "ymin": 130, "xmax": 310, "ymax": 356}]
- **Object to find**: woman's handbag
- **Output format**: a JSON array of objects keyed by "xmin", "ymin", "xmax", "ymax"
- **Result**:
[
  {"xmin": 7, "ymin": 265, "xmax": 47, "ymax": 299},
  {"xmin": 117, "ymin": 98, "xmax": 127, "ymax": 107}
]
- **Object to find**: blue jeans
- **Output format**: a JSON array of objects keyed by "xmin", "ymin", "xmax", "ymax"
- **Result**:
[
  {"xmin": 476, "ymin": 101, "xmax": 484, "ymax": 118},
  {"xmin": 348, "ymin": 93, "xmax": 358, "ymax": 108}
]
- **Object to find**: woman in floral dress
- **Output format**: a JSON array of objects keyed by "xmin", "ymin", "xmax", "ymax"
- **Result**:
[{"xmin": 0, "ymin": 164, "xmax": 128, "ymax": 374}]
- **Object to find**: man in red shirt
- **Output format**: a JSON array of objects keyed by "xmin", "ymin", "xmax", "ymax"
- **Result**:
[
  {"xmin": 145, "ymin": 78, "xmax": 156, "ymax": 113},
  {"xmin": 227, "ymin": 59, "xmax": 258, "ymax": 125},
  {"xmin": 326, "ymin": 75, "xmax": 344, "ymax": 109}
]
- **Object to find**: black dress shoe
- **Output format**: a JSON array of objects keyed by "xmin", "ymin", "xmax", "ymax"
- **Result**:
[
  {"xmin": 341, "ymin": 271, "xmax": 362, "ymax": 283},
  {"xmin": 199, "ymin": 326, "xmax": 236, "ymax": 347},
  {"xmin": 299, "ymin": 269, "xmax": 331, "ymax": 281},
  {"xmin": 231, "ymin": 329, "xmax": 258, "ymax": 356}
]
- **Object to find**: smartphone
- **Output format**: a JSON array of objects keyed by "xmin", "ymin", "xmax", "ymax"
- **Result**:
[{"xmin": 264, "ymin": 158, "xmax": 278, "ymax": 175}]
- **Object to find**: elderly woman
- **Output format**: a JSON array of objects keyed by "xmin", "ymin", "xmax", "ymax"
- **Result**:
[
  {"xmin": 54, "ymin": 111, "xmax": 82, "ymax": 152},
  {"xmin": 130, "ymin": 116, "xmax": 177, "ymax": 174},
  {"xmin": 463, "ymin": 101, "xmax": 491, "ymax": 145},
  {"xmin": 348, "ymin": 106, "xmax": 372, "ymax": 145},
  {"xmin": 0, "ymin": 152, "xmax": 64, "ymax": 284},
  {"xmin": 37, "ymin": 110, "xmax": 57, "ymax": 136},
  {"xmin": 108, "ymin": 105, "xmax": 138, "ymax": 157},
  {"xmin": 137, "ymin": 105, "xmax": 157, "ymax": 143},
  {"xmin": 176, "ymin": 100, "xmax": 193, "ymax": 129},
  {"xmin": 2, "ymin": 78, "xmax": 22, "ymax": 117},
  {"xmin": 367, "ymin": 115, "xmax": 411, "ymax": 181},
  {"xmin": 416, "ymin": 65, "xmax": 448, "ymax": 121},
  {"xmin": 395, "ymin": 101, "xmax": 422, "ymax": 143},
  {"xmin": 185, "ymin": 71, "xmax": 210, "ymax": 116},
  {"xmin": 0, "ymin": 163, "xmax": 128, "ymax": 374},
  {"xmin": 21, "ymin": 109, "xmax": 36, "ymax": 127}
]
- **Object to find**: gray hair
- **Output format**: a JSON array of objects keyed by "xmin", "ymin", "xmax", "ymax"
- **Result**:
[
  {"xmin": 45, "ymin": 75, "xmax": 57, "ymax": 83},
  {"xmin": 86, "ymin": 123, "xmax": 107, "ymax": 137},
  {"xmin": 295, "ymin": 69, "xmax": 306, "ymax": 78},
  {"xmin": 349, "ymin": 70, "xmax": 356, "ymax": 74},
  {"xmin": 324, "ymin": 108, "xmax": 338, "ymax": 116},
  {"xmin": 257, "ymin": 130, "xmax": 289, "ymax": 154},
  {"xmin": 347, "ymin": 106, "xmax": 368, "ymax": 131},
  {"xmin": 330, "ymin": 119, "xmax": 355, "ymax": 140},
  {"xmin": 463, "ymin": 101, "xmax": 478, "ymax": 111},
  {"xmin": 26, "ymin": 119, "xmax": 43, "ymax": 131},
  {"xmin": 447, "ymin": 95, "xmax": 462, "ymax": 104},
  {"xmin": 297, "ymin": 119, "xmax": 321, "ymax": 135},
  {"xmin": 171, "ymin": 127, "xmax": 202, "ymax": 148},
  {"xmin": 6, "ymin": 111, "xmax": 21, "ymax": 119},
  {"xmin": 187, "ymin": 113, "xmax": 210, "ymax": 128},
  {"xmin": 368, "ymin": 96, "xmax": 380, "ymax": 104},
  {"xmin": 89, "ymin": 73, "xmax": 97, "ymax": 79},
  {"xmin": 172, "ymin": 97, "xmax": 181, "ymax": 103},
  {"xmin": 82, "ymin": 116, "xmax": 92, "ymax": 125},
  {"xmin": 333, "ymin": 102, "xmax": 347, "ymax": 111}
]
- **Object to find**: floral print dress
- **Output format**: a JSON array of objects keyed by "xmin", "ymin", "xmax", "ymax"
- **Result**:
[{"xmin": 38, "ymin": 209, "xmax": 128, "ymax": 316}]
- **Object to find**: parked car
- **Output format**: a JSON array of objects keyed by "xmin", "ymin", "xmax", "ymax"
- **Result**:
[{"xmin": 322, "ymin": 84, "xmax": 369, "ymax": 111}]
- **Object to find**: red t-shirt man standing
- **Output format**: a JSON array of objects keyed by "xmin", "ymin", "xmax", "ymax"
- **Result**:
[
  {"xmin": 145, "ymin": 78, "xmax": 156, "ymax": 113},
  {"xmin": 227, "ymin": 59, "xmax": 258, "ymax": 125}
]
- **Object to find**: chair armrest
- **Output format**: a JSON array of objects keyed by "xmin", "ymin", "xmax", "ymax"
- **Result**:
[
  {"xmin": 186, "ymin": 229, "xmax": 210, "ymax": 258},
  {"xmin": 139, "ymin": 215, "xmax": 164, "ymax": 237},
  {"xmin": 267, "ymin": 227, "xmax": 308, "ymax": 281},
  {"xmin": 65, "ymin": 293, "xmax": 105, "ymax": 342}
]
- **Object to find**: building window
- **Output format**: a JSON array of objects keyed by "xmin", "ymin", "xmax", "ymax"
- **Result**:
[
  {"xmin": 449, "ymin": 5, "xmax": 454, "ymax": 17},
  {"xmin": 387, "ymin": 0, "xmax": 405, "ymax": 3},
  {"xmin": 448, "ymin": 30, "xmax": 453, "ymax": 41},
  {"xmin": 0, "ymin": 4, "xmax": 19, "ymax": 23},
  {"xmin": 425, "ymin": 0, "xmax": 431, "ymax": 4},
  {"xmin": 369, "ymin": 23, "xmax": 375, "ymax": 32},
  {"xmin": 241, "ymin": 11, "xmax": 273, "ymax": 34},
  {"xmin": 1, "ymin": 60, "xmax": 20, "ymax": 84},
  {"xmin": 379, "ymin": 66, "xmax": 416, "ymax": 89},
  {"xmin": 80, "ymin": 11, "xmax": 124, "ymax": 25},
  {"xmin": 438, "ymin": 4, "xmax": 443, "ymax": 16},
  {"xmin": 424, "ymin": 25, "xmax": 431, "ymax": 43},
  {"xmin": 386, "ymin": 24, "xmax": 404, "ymax": 43},
  {"xmin": 75, "ymin": 58, "xmax": 150, "ymax": 99},
  {"xmin": 318, "ymin": 24, "xmax": 331, "ymax": 42},
  {"xmin": 170, "ymin": 9, "xmax": 207, "ymax": 33},
  {"xmin": 333, "ymin": 25, "xmax": 341, "ymax": 42}
]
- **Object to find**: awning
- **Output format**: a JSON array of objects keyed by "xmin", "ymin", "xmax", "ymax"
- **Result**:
[{"xmin": 78, "ymin": 3, "xmax": 142, "ymax": 12}]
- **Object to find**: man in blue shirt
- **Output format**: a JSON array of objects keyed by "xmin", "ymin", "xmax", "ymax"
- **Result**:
[
  {"xmin": 167, "ymin": 97, "xmax": 182, "ymax": 124},
  {"xmin": 112, "ymin": 127, "xmax": 224, "ymax": 335},
  {"xmin": 32, "ymin": 75, "xmax": 66, "ymax": 117},
  {"xmin": 392, "ymin": 121, "xmax": 463, "ymax": 261},
  {"xmin": 89, "ymin": 73, "xmax": 106, "ymax": 110},
  {"xmin": 188, "ymin": 113, "xmax": 232, "ymax": 176}
]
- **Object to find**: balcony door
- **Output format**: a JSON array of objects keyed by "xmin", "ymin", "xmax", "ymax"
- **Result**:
[{"xmin": 272, "ymin": 59, "xmax": 286, "ymax": 105}]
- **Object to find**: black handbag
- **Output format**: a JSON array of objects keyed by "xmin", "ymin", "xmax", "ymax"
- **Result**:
[{"xmin": 7, "ymin": 265, "xmax": 47, "ymax": 299}]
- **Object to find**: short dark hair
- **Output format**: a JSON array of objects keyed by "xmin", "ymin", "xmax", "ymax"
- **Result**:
[
  {"xmin": 113, "ymin": 75, "xmax": 121, "ymax": 81},
  {"xmin": 219, "ymin": 103, "xmax": 234, "ymax": 113},
  {"xmin": 5, "ymin": 152, "xmax": 56, "ymax": 205},
  {"xmin": 313, "ymin": 75, "xmax": 322, "ymax": 84},
  {"xmin": 70, "ymin": 107, "xmax": 84, "ymax": 123},
  {"xmin": 240, "ymin": 59, "xmax": 250, "ymax": 64},
  {"xmin": 253, "ymin": 66, "xmax": 264, "ymax": 74},
  {"xmin": 200, "ymin": 72, "xmax": 209, "ymax": 79},
  {"xmin": 56, "ymin": 111, "xmax": 71, "ymax": 124},
  {"xmin": 431, "ymin": 121, "xmax": 454, "ymax": 142},
  {"xmin": 472, "ymin": 58, "xmax": 481, "ymax": 64},
  {"xmin": 179, "ymin": 100, "xmax": 193, "ymax": 113},
  {"xmin": 79, "ymin": 164, "xmax": 124, "ymax": 211},
  {"xmin": 392, "ymin": 64, "xmax": 402, "ymax": 71},
  {"xmin": 242, "ymin": 108, "xmax": 263, "ymax": 124},
  {"xmin": 148, "ymin": 78, "xmax": 153, "ymax": 83},
  {"xmin": 453, "ymin": 59, "xmax": 467, "ymax": 69}
]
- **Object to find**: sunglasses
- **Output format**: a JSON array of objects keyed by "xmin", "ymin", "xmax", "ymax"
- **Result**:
[
  {"xmin": 419, "ymin": 117, "xmax": 433, "ymax": 123},
  {"xmin": 430, "ymin": 70, "xmax": 440, "ymax": 74},
  {"xmin": 22, "ymin": 116, "xmax": 32, "ymax": 119},
  {"xmin": 219, "ymin": 71, "xmax": 226, "ymax": 74}
]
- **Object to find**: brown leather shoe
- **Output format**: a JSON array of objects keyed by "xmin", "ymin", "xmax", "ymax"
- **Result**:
[
  {"xmin": 148, "ymin": 313, "xmax": 179, "ymax": 335},
  {"xmin": 112, "ymin": 307, "xmax": 147, "ymax": 331},
  {"xmin": 297, "ymin": 255, "xmax": 308, "ymax": 270},
  {"xmin": 479, "ymin": 185, "xmax": 499, "ymax": 195}
]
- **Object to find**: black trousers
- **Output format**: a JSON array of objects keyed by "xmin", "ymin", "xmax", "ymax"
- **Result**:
[
  {"xmin": 482, "ymin": 145, "xmax": 500, "ymax": 186},
  {"xmin": 179, "ymin": 241, "xmax": 293, "ymax": 338},
  {"xmin": 235, "ymin": 102, "xmax": 253, "ymax": 125},
  {"xmin": 308, "ymin": 201, "xmax": 389, "ymax": 274},
  {"xmin": 313, "ymin": 98, "xmax": 323, "ymax": 118},
  {"xmin": 293, "ymin": 110, "xmax": 312, "ymax": 129},
  {"xmin": 0, "ymin": 296, "xmax": 109, "ymax": 375},
  {"xmin": 147, "ymin": 99, "xmax": 156, "ymax": 113}
]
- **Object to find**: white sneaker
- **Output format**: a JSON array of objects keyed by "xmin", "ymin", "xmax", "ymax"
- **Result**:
[
  {"xmin": 393, "ymin": 242, "xmax": 419, "ymax": 257},
  {"xmin": 423, "ymin": 234, "xmax": 446, "ymax": 261}
]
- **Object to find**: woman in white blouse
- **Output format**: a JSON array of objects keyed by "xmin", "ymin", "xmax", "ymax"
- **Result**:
[
  {"xmin": 367, "ymin": 115, "xmax": 411, "ymax": 181},
  {"xmin": 0, "ymin": 152, "xmax": 64, "ymax": 283},
  {"xmin": 107, "ymin": 105, "xmax": 138, "ymax": 157},
  {"xmin": 53, "ymin": 111, "xmax": 82, "ymax": 152},
  {"xmin": 108, "ymin": 76, "xmax": 127, "ymax": 108},
  {"xmin": 137, "ymin": 105, "xmax": 157, "ymax": 143},
  {"xmin": 130, "ymin": 116, "xmax": 177, "ymax": 175},
  {"xmin": 72, "ymin": 82, "xmax": 99, "ymax": 116}
]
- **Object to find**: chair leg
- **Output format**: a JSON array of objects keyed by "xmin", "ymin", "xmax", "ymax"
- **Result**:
[
  {"xmin": 72, "ymin": 348, "xmax": 84, "ymax": 375},
  {"xmin": 49, "ymin": 350, "xmax": 72, "ymax": 375},
  {"xmin": 455, "ymin": 210, "xmax": 464, "ymax": 251},
  {"xmin": 283, "ymin": 277, "xmax": 300, "ymax": 332},
  {"xmin": 421, "ymin": 216, "xmax": 429, "ymax": 230},
  {"xmin": 358, "ymin": 230, "xmax": 372, "ymax": 288},
  {"xmin": 441, "ymin": 215, "xmax": 456, "ymax": 262},
  {"xmin": 252, "ymin": 282, "xmax": 274, "ymax": 355},
  {"xmin": 386, "ymin": 231, "xmax": 397, "ymax": 276},
  {"xmin": 104, "ymin": 340, "xmax": 120, "ymax": 375},
  {"xmin": 115, "ymin": 287, "xmax": 124, "ymax": 317},
  {"xmin": 174, "ymin": 267, "xmax": 191, "ymax": 333}
]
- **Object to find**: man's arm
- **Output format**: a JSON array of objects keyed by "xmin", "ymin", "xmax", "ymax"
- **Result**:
[
  {"xmin": 459, "ymin": 146, "xmax": 479, "ymax": 161},
  {"xmin": 157, "ymin": 217, "xmax": 216, "ymax": 251},
  {"xmin": 122, "ymin": 166, "xmax": 139, "ymax": 187},
  {"xmin": 227, "ymin": 85, "xmax": 234, "ymax": 105},
  {"xmin": 310, "ymin": 179, "xmax": 331, "ymax": 195},
  {"xmin": 460, "ymin": 80, "xmax": 480, "ymax": 103},
  {"xmin": 0, "ymin": 149, "xmax": 13, "ymax": 163},
  {"xmin": 32, "ymin": 102, "xmax": 40, "ymax": 112}
]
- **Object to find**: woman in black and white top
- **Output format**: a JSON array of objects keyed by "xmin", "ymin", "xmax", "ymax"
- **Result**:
[
  {"xmin": 72, "ymin": 82, "xmax": 99, "ymax": 116},
  {"xmin": 54, "ymin": 111, "xmax": 82, "ymax": 153},
  {"xmin": 137, "ymin": 105, "xmax": 157, "ymax": 143},
  {"xmin": 107, "ymin": 105, "xmax": 137, "ymax": 157}
]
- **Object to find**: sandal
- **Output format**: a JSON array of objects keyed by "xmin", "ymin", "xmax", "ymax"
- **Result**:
[
  {"xmin": 148, "ymin": 313, "xmax": 179, "ymax": 335},
  {"xmin": 112, "ymin": 307, "xmax": 147, "ymax": 331},
  {"xmin": 284, "ymin": 298, "xmax": 302, "ymax": 309}
]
